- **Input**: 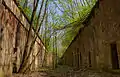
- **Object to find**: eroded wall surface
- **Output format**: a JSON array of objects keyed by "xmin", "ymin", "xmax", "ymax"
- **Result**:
[
  {"xmin": 61, "ymin": 0, "xmax": 120, "ymax": 70},
  {"xmin": 0, "ymin": 0, "xmax": 46, "ymax": 75}
]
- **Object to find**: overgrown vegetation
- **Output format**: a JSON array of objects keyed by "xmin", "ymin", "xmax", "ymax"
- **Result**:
[{"xmin": 17, "ymin": 0, "xmax": 97, "ymax": 71}]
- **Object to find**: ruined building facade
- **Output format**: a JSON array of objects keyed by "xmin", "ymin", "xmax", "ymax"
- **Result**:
[
  {"xmin": 0, "ymin": 0, "xmax": 46, "ymax": 75},
  {"xmin": 61, "ymin": 0, "xmax": 120, "ymax": 70}
]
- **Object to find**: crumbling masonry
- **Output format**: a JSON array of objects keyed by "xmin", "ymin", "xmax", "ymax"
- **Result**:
[
  {"xmin": 0, "ymin": 0, "xmax": 46, "ymax": 75},
  {"xmin": 61, "ymin": 0, "xmax": 120, "ymax": 70}
]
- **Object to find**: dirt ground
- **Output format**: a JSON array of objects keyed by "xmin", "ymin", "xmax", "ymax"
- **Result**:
[{"xmin": 13, "ymin": 66, "xmax": 120, "ymax": 77}]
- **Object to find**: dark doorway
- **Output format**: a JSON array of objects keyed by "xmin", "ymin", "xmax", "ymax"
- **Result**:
[
  {"xmin": 77, "ymin": 48, "xmax": 79, "ymax": 68},
  {"xmin": 110, "ymin": 43, "xmax": 119, "ymax": 69},
  {"xmin": 72, "ymin": 53, "xmax": 73, "ymax": 66},
  {"xmin": 79, "ymin": 52, "xmax": 82, "ymax": 66},
  {"xmin": 88, "ymin": 51, "xmax": 92, "ymax": 67},
  {"xmin": 13, "ymin": 63, "xmax": 17, "ymax": 73}
]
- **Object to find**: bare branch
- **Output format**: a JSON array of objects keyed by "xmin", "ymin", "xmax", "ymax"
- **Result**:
[
  {"xmin": 22, "ymin": 0, "xmax": 48, "ymax": 72},
  {"xmin": 36, "ymin": 0, "xmax": 45, "ymax": 31},
  {"xmin": 18, "ymin": 0, "xmax": 40, "ymax": 72}
]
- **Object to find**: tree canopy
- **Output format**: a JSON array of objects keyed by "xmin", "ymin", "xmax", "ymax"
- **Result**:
[{"xmin": 17, "ymin": 0, "xmax": 97, "ymax": 57}]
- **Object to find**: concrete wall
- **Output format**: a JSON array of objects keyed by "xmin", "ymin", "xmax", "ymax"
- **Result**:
[
  {"xmin": 61, "ymin": 0, "xmax": 120, "ymax": 70},
  {"xmin": 0, "ymin": 0, "xmax": 46, "ymax": 75}
]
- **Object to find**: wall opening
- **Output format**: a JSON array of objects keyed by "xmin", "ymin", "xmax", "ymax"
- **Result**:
[
  {"xmin": 80, "ymin": 52, "xmax": 82, "ymax": 66},
  {"xmin": 77, "ymin": 48, "xmax": 79, "ymax": 68},
  {"xmin": 13, "ymin": 48, "xmax": 17, "ymax": 73},
  {"xmin": 72, "ymin": 53, "xmax": 73, "ymax": 66},
  {"xmin": 110, "ymin": 43, "xmax": 119, "ymax": 69},
  {"xmin": 88, "ymin": 51, "xmax": 92, "ymax": 67},
  {"xmin": 12, "ymin": 63, "xmax": 17, "ymax": 73}
]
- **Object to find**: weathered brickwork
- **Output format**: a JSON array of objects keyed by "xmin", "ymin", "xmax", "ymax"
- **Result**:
[
  {"xmin": 61, "ymin": 0, "xmax": 120, "ymax": 70},
  {"xmin": 0, "ymin": 0, "xmax": 46, "ymax": 75}
]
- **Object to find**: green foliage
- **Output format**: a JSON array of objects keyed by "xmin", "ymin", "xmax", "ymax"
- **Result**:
[
  {"xmin": 23, "ymin": 7, "xmax": 32, "ymax": 19},
  {"xmin": 17, "ymin": 0, "xmax": 43, "ymax": 30},
  {"xmin": 18, "ymin": 0, "xmax": 32, "ymax": 20},
  {"xmin": 18, "ymin": 0, "xmax": 97, "ymax": 57},
  {"xmin": 46, "ymin": 0, "xmax": 97, "ymax": 57}
]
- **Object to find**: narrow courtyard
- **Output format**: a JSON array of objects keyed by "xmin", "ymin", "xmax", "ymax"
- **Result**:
[{"xmin": 1, "ymin": 0, "xmax": 120, "ymax": 77}]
